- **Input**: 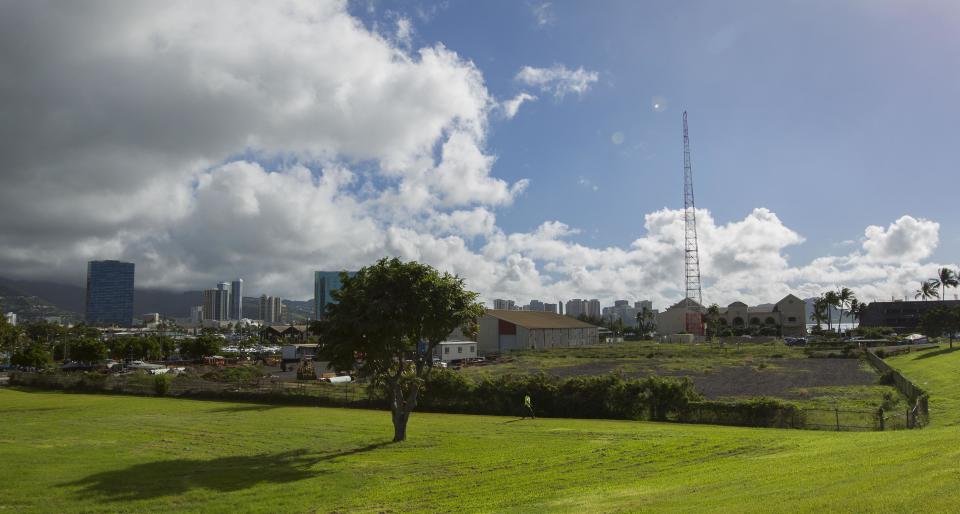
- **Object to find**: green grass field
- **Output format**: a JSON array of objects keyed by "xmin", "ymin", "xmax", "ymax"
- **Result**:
[
  {"xmin": 886, "ymin": 346, "xmax": 960, "ymax": 426},
  {"xmin": 1, "ymin": 345, "xmax": 959, "ymax": 513}
]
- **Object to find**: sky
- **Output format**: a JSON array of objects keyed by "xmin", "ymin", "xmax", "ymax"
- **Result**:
[{"xmin": 0, "ymin": 0, "xmax": 958, "ymax": 309}]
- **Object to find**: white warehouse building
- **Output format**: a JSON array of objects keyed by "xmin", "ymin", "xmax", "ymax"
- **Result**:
[{"xmin": 478, "ymin": 310, "xmax": 599, "ymax": 355}]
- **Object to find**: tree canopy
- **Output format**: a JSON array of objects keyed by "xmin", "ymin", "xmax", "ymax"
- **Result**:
[{"xmin": 318, "ymin": 258, "xmax": 484, "ymax": 442}]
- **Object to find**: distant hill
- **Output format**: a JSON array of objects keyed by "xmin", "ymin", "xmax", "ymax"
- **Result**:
[{"xmin": 0, "ymin": 279, "xmax": 81, "ymax": 323}]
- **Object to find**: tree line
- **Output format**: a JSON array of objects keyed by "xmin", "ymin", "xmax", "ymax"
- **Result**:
[{"xmin": 0, "ymin": 320, "xmax": 226, "ymax": 368}]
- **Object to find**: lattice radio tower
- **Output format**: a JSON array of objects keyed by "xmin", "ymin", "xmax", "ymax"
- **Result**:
[{"xmin": 682, "ymin": 111, "xmax": 704, "ymax": 335}]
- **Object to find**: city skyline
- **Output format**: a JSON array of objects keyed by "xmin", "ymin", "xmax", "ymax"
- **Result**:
[{"xmin": 0, "ymin": 2, "xmax": 957, "ymax": 311}]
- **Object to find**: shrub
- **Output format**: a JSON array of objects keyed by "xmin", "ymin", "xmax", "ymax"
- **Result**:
[
  {"xmin": 154, "ymin": 374, "xmax": 171, "ymax": 395},
  {"xmin": 878, "ymin": 371, "xmax": 896, "ymax": 386},
  {"xmin": 682, "ymin": 397, "xmax": 803, "ymax": 428},
  {"xmin": 874, "ymin": 349, "xmax": 886, "ymax": 359},
  {"xmin": 412, "ymin": 371, "xmax": 702, "ymax": 421}
]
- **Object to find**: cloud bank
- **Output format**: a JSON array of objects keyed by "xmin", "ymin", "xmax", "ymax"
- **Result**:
[{"xmin": 0, "ymin": 0, "xmax": 953, "ymax": 310}]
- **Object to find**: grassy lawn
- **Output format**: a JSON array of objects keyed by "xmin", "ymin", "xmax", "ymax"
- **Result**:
[
  {"xmin": 2, "ymin": 371, "xmax": 960, "ymax": 512},
  {"xmin": 886, "ymin": 345, "xmax": 960, "ymax": 426}
]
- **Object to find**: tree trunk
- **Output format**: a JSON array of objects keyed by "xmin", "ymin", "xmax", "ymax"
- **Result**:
[
  {"xmin": 388, "ymin": 377, "xmax": 421, "ymax": 442},
  {"xmin": 392, "ymin": 410, "xmax": 409, "ymax": 442}
]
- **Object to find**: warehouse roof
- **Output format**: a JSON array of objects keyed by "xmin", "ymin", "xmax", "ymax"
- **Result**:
[{"xmin": 485, "ymin": 309, "xmax": 598, "ymax": 329}]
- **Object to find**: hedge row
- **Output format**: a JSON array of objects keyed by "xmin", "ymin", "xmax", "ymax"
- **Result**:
[{"xmin": 373, "ymin": 371, "xmax": 703, "ymax": 421}]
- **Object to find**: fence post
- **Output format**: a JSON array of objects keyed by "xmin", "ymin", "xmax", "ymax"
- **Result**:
[
  {"xmin": 835, "ymin": 408, "xmax": 840, "ymax": 431},
  {"xmin": 878, "ymin": 407, "xmax": 885, "ymax": 431}
]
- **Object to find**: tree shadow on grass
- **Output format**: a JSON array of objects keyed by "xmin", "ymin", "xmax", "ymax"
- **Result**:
[
  {"xmin": 910, "ymin": 345, "xmax": 960, "ymax": 360},
  {"xmin": 62, "ymin": 443, "xmax": 391, "ymax": 502}
]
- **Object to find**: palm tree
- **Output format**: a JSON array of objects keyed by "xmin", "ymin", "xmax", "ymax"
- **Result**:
[
  {"xmin": 848, "ymin": 298, "xmax": 864, "ymax": 325},
  {"xmin": 823, "ymin": 290, "xmax": 839, "ymax": 333},
  {"xmin": 934, "ymin": 267, "xmax": 959, "ymax": 301},
  {"xmin": 706, "ymin": 304, "xmax": 722, "ymax": 341},
  {"xmin": 915, "ymin": 280, "xmax": 940, "ymax": 301},
  {"xmin": 635, "ymin": 307, "xmax": 654, "ymax": 339},
  {"xmin": 810, "ymin": 296, "xmax": 828, "ymax": 330},
  {"xmin": 835, "ymin": 287, "xmax": 855, "ymax": 336}
]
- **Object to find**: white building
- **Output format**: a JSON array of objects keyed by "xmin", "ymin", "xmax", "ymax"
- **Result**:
[
  {"xmin": 434, "ymin": 341, "xmax": 478, "ymax": 363},
  {"xmin": 478, "ymin": 310, "xmax": 599, "ymax": 354},
  {"xmin": 525, "ymin": 299, "xmax": 545, "ymax": 311},
  {"xmin": 3, "ymin": 312, "xmax": 16, "ymax": 326},
  {"xmin": 493, "ymin": 299, "xmax": 516, "ymax": 310}
]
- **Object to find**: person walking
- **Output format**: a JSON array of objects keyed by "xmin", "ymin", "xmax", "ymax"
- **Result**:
[{"xmin": 523, "ymin": 394, "xmax": 535, "ymax": 419}]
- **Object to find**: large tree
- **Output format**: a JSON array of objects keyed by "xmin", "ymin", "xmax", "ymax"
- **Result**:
[
  {"xmin": 823, "ymin": 291, "xmax": 840, "ymax": 333},
  {"xmin": 921, "ymin": 306, "xmax": 960, "ymax": 349},
  {"xmin": 318, "ymin": 258, "xmax": 484, "ymax": 442},
  {"xmin": 180, "ymin": 334, "xmax": 222, "ymax": 360}
]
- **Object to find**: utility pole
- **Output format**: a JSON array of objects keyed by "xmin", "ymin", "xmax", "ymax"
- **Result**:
[{"xmin": 682, "ymin": 111, "xmax": 704, "ymax": 336}]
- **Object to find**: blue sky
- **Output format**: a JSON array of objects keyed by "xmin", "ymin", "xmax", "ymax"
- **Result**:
[
  {"xmin": 354, "ymin": 0, "xmax": 960, "ymax": 264},
  {"xmin": 1, "ymin": 0, "xmax": 956, "ymax": 307}
]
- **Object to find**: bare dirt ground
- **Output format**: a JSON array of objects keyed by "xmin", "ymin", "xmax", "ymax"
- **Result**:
[{"xmin": 536, "ymin": 358, "xmax": 876, "ymax": 400}]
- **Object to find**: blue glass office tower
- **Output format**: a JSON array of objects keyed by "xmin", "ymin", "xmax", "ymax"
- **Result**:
[
  {"xmin": 85, "ymin": 260, "xmax": 135, "ymax": 327},
  {"xmin": 314, "ymin": 270, "xmax": 355, "ymax": 319}
]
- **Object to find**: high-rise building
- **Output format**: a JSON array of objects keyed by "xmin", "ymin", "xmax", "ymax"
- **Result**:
[
  {"xmin": 85, "ymin": 260, "xmax": 135, "ymax": 327},
  {"xmin": 493, "ymin": 299, "xmax": 516, "ymax": 310},
  {"xmin": 202, "ymin": 283, "xmax": 230, "ymax": 321},
  {"xmin": 526, "ymin": 300, "xmax": 545, "ymax": 312},
  {"xmin": 543, "ymin": 303, "xmax": 558, "ymax": 314},
  {"xmin": 604, "ymin": 302, "xmax": 641, "ymax": 328},
  {"xmin": 259, "ymin": 295, "xmax": 283, "ymax": 323},
  {"xmin": 190, "ymin": 305, "xmax": 204, "ymax": 324},
  {"xmin": 230, "ymin": 278, "xmax": 243, "ymax": 320},
  {"xmin": 635, "ymin": 300, "xmax": 653, "ymax": 312},
  {"xmin": 565, "ymin": 299, "xmax": 584, "ymax": 318},
  {"xmin": 314, "ymin": 271, "xmax": 356, "ymax": 319},
  {"xmin": 587, "ymin": 299, "xmax": 601, "ymax": 319}
]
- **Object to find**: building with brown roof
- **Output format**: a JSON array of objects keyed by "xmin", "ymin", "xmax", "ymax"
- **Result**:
[{"xmin": 478, "ymin": 309, "xmax": 599, "ymax": 355}]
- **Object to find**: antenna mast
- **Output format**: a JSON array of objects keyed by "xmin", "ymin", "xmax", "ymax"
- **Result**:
[{"xmin": 682, "ymin": 111, "xmax": 704, "ymax": 335}]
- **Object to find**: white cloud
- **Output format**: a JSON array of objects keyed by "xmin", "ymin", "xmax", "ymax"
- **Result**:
[
  {"xmin": 862, "ymin": 215, "xmax": 939, "ymax": 263},
  {"xmin": 0, "ymin": 1, "xmax": 953, "ymax": 313},
  {"xmin": 501, "ymin": 92, "xmax": 537, "ymax": 119},
  {"xmin": 515, "ymin": 65, "xmax": 599, "ymax": 99}
]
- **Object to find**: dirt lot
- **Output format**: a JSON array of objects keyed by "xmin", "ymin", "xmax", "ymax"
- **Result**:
[{"xmin": 537, "ymin": 357, "xmax": 876, "ymax": 400}]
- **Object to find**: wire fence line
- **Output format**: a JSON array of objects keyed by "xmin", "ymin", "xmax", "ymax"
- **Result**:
[
  {"xmin": 7, "ymin": 371, "xmax": 918, "ymax": 432},
  {"xmin": 864, "ymin": 349, "xmax": 930, "ymax": 428}
]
